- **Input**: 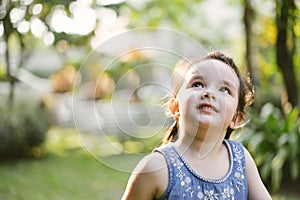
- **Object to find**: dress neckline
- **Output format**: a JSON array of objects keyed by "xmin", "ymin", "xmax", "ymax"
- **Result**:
[{"xmin": 171, "ymin": 139, "xmax": 233, "ymax": 183}]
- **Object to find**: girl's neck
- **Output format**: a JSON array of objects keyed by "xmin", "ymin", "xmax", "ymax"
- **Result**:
[{"xmin": 174, "ymin": 127, "xmax": 226, "ymax": 159}]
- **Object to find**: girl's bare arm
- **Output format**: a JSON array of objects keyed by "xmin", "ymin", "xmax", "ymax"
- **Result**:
[
  {"xmin": 244, "ymin": 148, "xmax": 272, "ymax": 200},
  {"xmin": 121, "ymin": 152, "xmax": 168, "ymax": 200}
]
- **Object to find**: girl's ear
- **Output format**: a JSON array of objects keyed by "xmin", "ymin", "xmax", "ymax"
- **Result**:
[
  {"xmin": 168, "ymin": 98, "xmax": 180, "ymax": 118},
  {"xmin": 229, "ymin": 112, "xmax": 244, "ymax": 129}
]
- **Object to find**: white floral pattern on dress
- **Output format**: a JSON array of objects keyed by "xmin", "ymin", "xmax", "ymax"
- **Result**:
[
  {"xmin": 204, "ymin": 189, "xmax": 219, "ymax": 200},
  {"xmin": 156, "ymin": 140, "xmax": 247, "ymax": 200}
]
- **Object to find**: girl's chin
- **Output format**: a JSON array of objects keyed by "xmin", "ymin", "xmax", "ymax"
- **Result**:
[
  {"xmin": 197, "ymin": 119, "xmax": 221, "ymax": 129},
  {"xmin": 184, "ymin": 116, "xmax": 223, "ymax": 129}
]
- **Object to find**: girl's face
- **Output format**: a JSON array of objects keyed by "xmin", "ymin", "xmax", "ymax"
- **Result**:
[{"xmin": 175, "ymin": 59, "xmax": 240, "ymax": 133}]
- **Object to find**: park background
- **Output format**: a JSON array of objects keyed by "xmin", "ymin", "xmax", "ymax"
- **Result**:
[{"xmin": 0, "ymin": 0, "xmax": 300, "ymax": 199}]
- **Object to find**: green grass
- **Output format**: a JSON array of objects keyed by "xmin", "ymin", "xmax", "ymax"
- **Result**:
[
  {"xmin": 0, "ymin": 150, "xmax": 130, "ymax": 200},
  {"xmin": 0, "ymin": 128, "xmax": 133, "ymax": 200},
  {"xmin": 0, "ymin": 128, "xmax": 299, "ymax": 200}
]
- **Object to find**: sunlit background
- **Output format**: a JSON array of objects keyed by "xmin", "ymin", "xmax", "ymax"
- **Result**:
[{"xmin": 0, "ymin": 0, "xmax": 300, "ymax": 199}]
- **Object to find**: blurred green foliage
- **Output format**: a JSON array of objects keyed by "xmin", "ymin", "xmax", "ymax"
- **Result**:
[
  {"xmin": 0, "ymin": 101, "xmax": 51, "ymax": 159},
  {"xmin": 1, "ymin": 1, "xmax": 299, "ymax": 196},
  {"xmin": 234, "ymin": 103, "xmax": 300, "ymax": 192}
]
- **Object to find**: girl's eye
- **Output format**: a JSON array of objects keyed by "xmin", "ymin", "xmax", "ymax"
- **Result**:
[
  {"xmin": 191, "ymin": 82, "xmax": 204, "ymax": 88},
  {"xmin": 220, "ymin": 87, "xmax": 231, "ymax": 95}
]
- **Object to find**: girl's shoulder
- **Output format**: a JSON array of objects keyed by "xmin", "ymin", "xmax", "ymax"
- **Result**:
[
  {"xmin": 135, "ymin": 150, "xmax": 168, "ymax": 173},
  {"xmin": 122, "ymin": 148, "xmax": 169, "ymax": 199},
  {"xmin": 126, "ymin": 149, "xmax": 169, "ymax": 199}
]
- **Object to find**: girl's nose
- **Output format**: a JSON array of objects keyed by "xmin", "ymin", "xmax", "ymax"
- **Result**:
[{"xmin": 201, "ymin": 90, "xmax": 216, "ymax": 100}]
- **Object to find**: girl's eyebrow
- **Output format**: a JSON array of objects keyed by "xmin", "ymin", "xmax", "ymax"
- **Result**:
[
  {"xmin": 223, "ymin": 80, "xmax": 238, "ymax": 91},
  {"xmin": 188, "ymin": 74, "xmax": 205, "ymax": 82},
  {"xmin": 185, "ymin": 74, "xmax": 205, "ymax": 88}
]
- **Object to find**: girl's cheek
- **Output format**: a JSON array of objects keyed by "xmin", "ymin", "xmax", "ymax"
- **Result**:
[{"xmin": 185, "ymin": 95, "xmax": 197, "ymax": 105}]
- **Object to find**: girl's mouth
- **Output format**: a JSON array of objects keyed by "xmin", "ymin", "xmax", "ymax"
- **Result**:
[{"xmin": 198, "ymin": 103, "xmax": 218, "ymax": 113}]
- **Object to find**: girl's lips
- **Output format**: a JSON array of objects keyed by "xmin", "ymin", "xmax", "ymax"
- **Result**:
[{"xmin": 198, "ymin": 103, "xmax": 218, "ymax": 113}]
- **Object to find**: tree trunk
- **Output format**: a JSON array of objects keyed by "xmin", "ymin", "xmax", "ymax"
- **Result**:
[
  {"xmin": 3, "ymin": 1, "xmax": 15, "ymax": 105},
  {"xmin": 4, "ymin": 39, "xmax": 15, "ymax": 105},
  {"xmin": 276, "ymin": 0, "xmax": 299, "ymax": 108},
  {"xmin": 243, "ymin": 0, "xmax": 254, "ymax": 76}
]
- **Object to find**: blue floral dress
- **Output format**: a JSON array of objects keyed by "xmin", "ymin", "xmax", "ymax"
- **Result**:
[{"xmin": 154, "ymin": 140, "xmax": 248, "ymax": 200}]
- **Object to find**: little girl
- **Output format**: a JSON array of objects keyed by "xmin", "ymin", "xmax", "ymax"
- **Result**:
[{"xmin": 122, "ymin": 52, "xmax": 272, "ymax": 200}]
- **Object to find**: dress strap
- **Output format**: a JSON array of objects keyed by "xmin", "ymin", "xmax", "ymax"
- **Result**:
[
  {"xmin": 225, "ymin": 139, "xmax": 248, "ymax": 193},
  {"xmin": 153, "ymin": 145, "xmax": 176, "ymax": 200}
]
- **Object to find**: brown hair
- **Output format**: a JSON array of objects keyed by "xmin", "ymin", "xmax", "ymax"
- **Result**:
[{"xmin": 162, "ymin": 52, "xmax": 254, "ymax": 144}]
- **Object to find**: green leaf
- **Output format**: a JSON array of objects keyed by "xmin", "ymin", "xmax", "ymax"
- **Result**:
[
  {"xmin": 284, "ymin": 107, "xmax": 299, "ymax": 131},
  {"xmin": 271, "ymin": 167, "xmax": 282, "ymax": 192},
  {"xmin": 276, "ymin": 133, "xmax": 288, "ymax": 147},
  {"xmin": 290, "ymin": 159, "xmax": 299, "ymax": 180},
  {"xmin": 271, "ymin": 148, "xmax": 288, "ymax": 170}
]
